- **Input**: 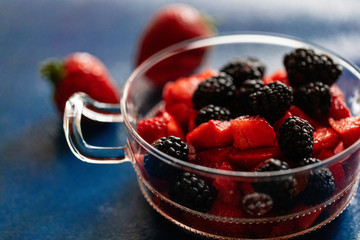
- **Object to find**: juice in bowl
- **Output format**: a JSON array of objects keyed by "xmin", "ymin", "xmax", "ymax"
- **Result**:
[{"xmin": 63, "ymin": 33, "xmax": 360, "ymax": 239}]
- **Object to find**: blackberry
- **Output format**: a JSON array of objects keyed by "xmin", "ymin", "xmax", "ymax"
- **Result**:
[
  {"xmin": 195, "ymin": 104, "xmax": 231, "ymax": 126},
  {"xmin": 144, "ymin": 136, "xmax": 189, "ymax": 180},
  {"xmin": 284, "ymin": 48, "xmax": 342, "ymax": 87},
  {"xmin": 294, "ymin": 81, "xmax": 332, "ymax": 115},
  {"xmin": 278, "ymin": 116, "xmax": 314, "ymax": 161},
  {"xmin": 297, "ymin": 158, "xmax": 335, "ymax": 206},
  {"xmin": 168, "ymin": 172, "xmax": 217, "ymax": 212},
  {"xmin": 221, "ymin": 57, "xmax": 266, "ymax": 87},
  {"xmin": 192, "ymin": 73, "xmax": 236, "ymax": 110},
  {"xmin": 230, "ymin": 79, "xmax": 264, "ymax": 116},
  {"xmin": 242, "ymin": 192, "xmax": 273, "ymax": 216},
  {"xmin": 252, "ymin": 159, "xmax": 298, "ymax": 205},
  {"xmin": 248, "ymin": 81, "xmax": 293, "ymax": 123}
]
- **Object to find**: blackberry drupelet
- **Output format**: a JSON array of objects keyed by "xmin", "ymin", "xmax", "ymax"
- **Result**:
[
  {"xmin": 168, "ymin": 172, "xmax": 217, "ymax": 212},
  {"xmin": 284, "ymin": 48, "xmax": 342, "ymax": 87},
  {"xmin": 220, "ymin": 57, "xmax": 266, "ymax": 87},
  {"xmin": 278, "ymin": 116, "xmax": 314, "ymax": 161},
  {"xmin": 231, "ymin": 79, "xmax": 264, "ymax": 117},
  {"xmin": 144, "ymin": 136, "xmax": 189, "ymax": 180},
  {"xmin": 297, "ymin": 158, "xmax": 335, "ymax": 205},
  {"xmin": 192, "ymin": 72, "xmax": 236, "ymax": 110},
  {"xmin": 252, "ymin": 159, "xmax": 298, "ymax": 205},
  {"xmin": 195, "ymin": 104, "xmax": 231, "ymax": 126},
  {"xmin": 248, "ymin": 81, "xmax": 293, "ymax": 123},
  {"xmin": 294, "ymin": 81, "xmax": 332, "ymax": 115}
]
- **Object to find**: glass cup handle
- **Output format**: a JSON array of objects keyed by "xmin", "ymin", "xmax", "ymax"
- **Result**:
[{"xmin": 63, "ymin": 92, "xmax": 130, "ymax": 164}]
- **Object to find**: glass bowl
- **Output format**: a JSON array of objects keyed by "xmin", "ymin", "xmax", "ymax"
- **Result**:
[{"xmin": 63, "ymin": 33, "xmax": 360, "ymax": 239}]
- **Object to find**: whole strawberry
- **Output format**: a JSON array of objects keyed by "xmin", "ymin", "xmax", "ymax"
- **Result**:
[
  {"xmin": 40, "ymin": 52, "xmax": 120, "ymax": 113},
  {"xmin": 135, "ymin": 3, "xmax": 215, "ymax": 87}
]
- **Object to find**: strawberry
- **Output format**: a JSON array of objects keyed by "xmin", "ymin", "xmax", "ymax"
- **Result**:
[
  {"xmin": 263, "ymin": 69, "xmax": 289, "ymax": 86},
  {"xmin": 329, "ymin": 116, "xmax": 360, "ymax": 147},
  {"xmin": 137, "ymin": 111, "xmax": 184, "ymax": 144},
  {"xmin": 228, "ymin": 146, "xmax": 282, "ymax": 170},
  {"xmin": 328, "ymin": 84, "xmax": 351, "ymax": 120},
  {"xmin": 195, "ymin": 146, "xmax": 232, "ymax": 169},
  {"xmin": 40, "ymin": 52, "xmax": 120, "ymax": 114},
  {"xmin": 313, "ymin": 127, "xmax": 341, "ymax": 154},
  {"xmin": 230, "ymin": 116, "xmax": 276, "ymax": 150},
  {"xmin": 163, "ymin": 69, "xmax": 217, "ymax": 128},
  {"xmin": 212, "ymin": 161, "xmax": 242, "ymax": 205},
  {"xmin": 186, "ymin": 120, "xmax": 233, "ymax": 150},
  {"xmin": 289, "ymin": 105, "xmax": 324, "ymax": 129},
  {"xmin": 135, "ymin": 4, "xmax": 215, "ymax": 86}
]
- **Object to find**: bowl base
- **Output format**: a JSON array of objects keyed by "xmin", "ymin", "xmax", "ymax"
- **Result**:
[{"xmin": 137, "ymin": 176, "xmax": 359, "ymax": 240}]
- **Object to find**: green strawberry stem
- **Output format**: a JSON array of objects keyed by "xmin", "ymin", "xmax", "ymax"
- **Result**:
[{"xmin": 39, "ymin": 59, "xmax": 65, "ymax": 89}]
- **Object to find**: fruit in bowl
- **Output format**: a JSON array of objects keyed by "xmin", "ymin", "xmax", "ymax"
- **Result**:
[{"xmin": 136, "ymin": 46, "xmax": 360, "ymax": 238}]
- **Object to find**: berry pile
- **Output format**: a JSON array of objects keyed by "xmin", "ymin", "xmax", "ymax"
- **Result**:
[{"xmin": 137, "ymin": 49, "xmax": 360, "ymax": 237}]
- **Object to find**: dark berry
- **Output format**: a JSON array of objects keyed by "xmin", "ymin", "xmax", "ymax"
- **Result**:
[
  {"xmin": 248, "ymin": 81, "xmax": 293, "ymax": 122},
  {"xmin": 297, "ymin": 158, "xmax": 335, "ymax": 205},
  {"xmin": 168, "ymin": 172, "xmax": 217, "ymax": 212},
  {"xmin": 230, "ymin": 79, "xmax": 264, "ymax": 117},
  {"xmin": 144, "ymin": 136, "xmax": 189, "ymax": 180},
  {"xmin": 278, "ymin": 116, "xmax": 314, "ymax": 161},
  {"xmin": 192, "ymin": 73, "xmax": 236, "ymax": 110},
  {"xmin": 294, "ymin": 81, "xmax": 332, "ymax": 115},
  {"xmin": 221, "ymin": 57, "xmax": 266, "ymax": 87},
  {"xmin": 242, "ymin": 192, "xmax": 273, "ymax": 216},
  {"xmin": 252, "ymin": 159, "xmax": 298, "ymax": 205},
  {"xmin": 195, "ymin": 104, "xmax": 231, "ymax": 126},
  {"xmin": 284, "ymin": 48, "xmax": 342, "ymax": 87}
]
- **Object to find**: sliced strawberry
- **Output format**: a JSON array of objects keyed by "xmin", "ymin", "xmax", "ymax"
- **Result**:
[
  {"xmin": 212, "ymin": 161, "xmax": 242, "ymax": 204},
  {"xmin": 163, "ymin": 69, "xmax": 217, "ymax": 127},
  {"xmin": 313, "ymin": 127, "xmax": 341, "ymax": 154},
  {"xmin": 186, "ymin": 120, "xmax": 233, "ymax": 150},
  {"xmin": 195, "ymin": 146, "xmax": 232, "ymax": 169},
  {"xmin": 207, "ymin": 199, "xmax": 248, "ymax": 236},
  {"xmin": 137, "ymin": 112, "xmax": 184, "ymax": 144},
  {"xmin": 166, "ymin": 114, "xmax": 185, "ymax": 140},
  {"xmin": 333, "ymin": 140, "xmax": 345, "ymax": 155},
  {"xmin": 273, "ymin": 110, "xmax": 293, "ymax": 133},
  {"xmin": 329, "ymin": 163, "xmax": 346, "ymax": 192},
  {"xmin": 230, "ymin": 116, "xmax": 276, "ymax": 150},
  {"xmin": 329, "ymin": 116, "xmax": 360, "ymax": 147},
  {"xmin": 270, "ymin": 220, "xmax": 295, "ymax": 237},
  {"xmin": 228, "ymin": 146, "xmax": 282, "ymax": 170},
  {"xmin": 328, "ymin": 84, "xmax": 351, "ymax": 120},
  {"xmin": 263, "ymin": 69, "xmax": 289, "ymax": 86},
  {"xmin": 289, "ymin": 105, "xmax": 324, "ymax": 129},
  {"xmin": 313, "ymin": 148, "xmax": 334, "ymax": 160}
]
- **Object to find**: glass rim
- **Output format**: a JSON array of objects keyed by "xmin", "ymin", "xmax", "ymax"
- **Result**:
[{"xmin": 121, "ymin": 32, "xmax": 360, "ymax": 179}]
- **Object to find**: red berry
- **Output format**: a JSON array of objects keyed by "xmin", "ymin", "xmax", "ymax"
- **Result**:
[
  {"xmin": 135, "ymin": 4, "xmax": 215, "ymax": 86},
  {"xmin": 228, "ymin": 146, "xmax": 282, "ymax": 170},
  {"xmin": 212, "ymin": 161, "xmax": 242, "ymax": 204},
  {"xmin": 40, "ymin": 52, "xmax": 120, "ymax": 114},
  {"xmin": 137, "ymin": 112, "xmax": 184, "ymax": 144},
  {"xmin": 313, "ymin": 127, "xmax": 341, "ymax": 154},
  {"xmin": 186, "ymin": 120, "xmax": 233, "ymax": 150},
  {"xmin": 327, "ymin": 84, "xmax": 351, "ymax": 120},
  {"xmin": 195, "ymin": 147, "xmax": 232, "ymax": 169},
  {"xmin": 230, "ymin": 116, "xmax": 276, "ymax": 150},
  {"xmin": 163, "ymin": 69, "xmax": 217, "ymax": 128},
  {"xmin": 329, "ymin": 116, "xmax": 360, "ymax": 147},
  {"xmin": 263, "ymin": 69, "xmax": 289, "ymax": 86}
]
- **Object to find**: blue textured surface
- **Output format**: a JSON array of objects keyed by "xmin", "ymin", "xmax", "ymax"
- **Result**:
[{"xmin": 0, "ymin": 1, "xmax": 360, "ymax": 239}]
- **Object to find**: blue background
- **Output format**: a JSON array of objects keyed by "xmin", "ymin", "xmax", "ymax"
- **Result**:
[{"xmin": 0, "ymin": 1, "xmax": 359, "ymax": 239}]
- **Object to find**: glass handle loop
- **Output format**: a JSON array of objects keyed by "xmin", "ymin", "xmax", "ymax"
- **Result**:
[{"xmin": 63, "ymin": 92, "xmax": 130, "ymax": 164}]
